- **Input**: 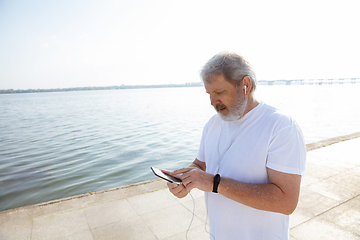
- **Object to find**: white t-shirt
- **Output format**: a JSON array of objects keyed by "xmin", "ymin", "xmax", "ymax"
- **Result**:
[{"xmin": 196, "ymin": 102, "xmax": 306, "ymax": 240}]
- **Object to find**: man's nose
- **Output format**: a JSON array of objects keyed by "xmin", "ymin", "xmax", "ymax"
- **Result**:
[{"xmin": 210, "ymin": 95, "xmax": 220, "ymax": 106}]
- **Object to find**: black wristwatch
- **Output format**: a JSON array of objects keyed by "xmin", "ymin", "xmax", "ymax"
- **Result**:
[{"xmin": 212, "ymin": 174, "xmax": 221, "ymax": 193}]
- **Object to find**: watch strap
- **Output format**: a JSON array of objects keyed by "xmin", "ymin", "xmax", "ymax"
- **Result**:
[{"xmin": 212, "ymin": 174, "xmax": 221, "ymax": 193}]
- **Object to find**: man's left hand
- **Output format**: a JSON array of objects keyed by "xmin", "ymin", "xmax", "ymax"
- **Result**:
[{"xmin": 169, "ymin": 167, "xmax": 214, "ymax": 192}]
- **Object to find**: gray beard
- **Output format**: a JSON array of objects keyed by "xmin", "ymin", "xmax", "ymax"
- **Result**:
[{"xmin": 216, "ymin": 91, "xmax": 247, "ymax": 121}]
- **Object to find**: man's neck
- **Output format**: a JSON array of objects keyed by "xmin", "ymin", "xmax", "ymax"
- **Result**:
[{"xmin": 243, "ymin": 93, "xmax": 260, "ymax": 116}]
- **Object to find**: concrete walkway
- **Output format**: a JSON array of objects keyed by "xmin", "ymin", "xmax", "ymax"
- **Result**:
[{"xmin": 1, "ymin": 135, "xmax": 360, "ymax": 240}]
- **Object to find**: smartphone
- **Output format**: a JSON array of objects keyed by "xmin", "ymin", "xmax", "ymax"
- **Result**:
[{"xmin": 150, "ymin": 167, "xmax": 182, "ymax": 184}]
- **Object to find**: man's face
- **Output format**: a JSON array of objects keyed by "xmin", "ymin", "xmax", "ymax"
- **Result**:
[{"xmin": 204, "ymin": 74, "xmax": 247, "ymax": 121}]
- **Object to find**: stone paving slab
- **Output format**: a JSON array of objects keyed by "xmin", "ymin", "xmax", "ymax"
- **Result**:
[
  {"xmin": 289, "ymin": 137, "xmax": 360, "ymax": 240},
  {"xmin": 1, "ymin": 133, "xmax": 360, "ymax": 240}
]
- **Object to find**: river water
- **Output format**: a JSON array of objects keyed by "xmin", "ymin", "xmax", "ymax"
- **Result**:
[{"xmin": 1, "ymin": 83, "xmax": 360, "ymax": 211}]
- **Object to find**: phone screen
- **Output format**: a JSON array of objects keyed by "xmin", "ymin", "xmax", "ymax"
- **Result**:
[{"xmin": 150, "ymin": 167, "xmax": 182, "ymax": 184}]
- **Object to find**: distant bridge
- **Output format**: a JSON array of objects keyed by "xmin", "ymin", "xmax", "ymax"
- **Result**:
[{"xmin": 258, "ymin": 78, "xmax": 360, "ymax": 85}]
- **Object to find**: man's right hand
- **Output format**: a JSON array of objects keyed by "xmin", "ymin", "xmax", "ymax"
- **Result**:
[
  {"xmin": 163, "ymin": 158, "xmax": 206, "ymax": 198},
  {"xmin": 166, "ymin": 181, "xmax": 189, "ymax": 198},
  {"xmin": 161, "ymin": 169, "xmax": 189, "ymax": 198}
]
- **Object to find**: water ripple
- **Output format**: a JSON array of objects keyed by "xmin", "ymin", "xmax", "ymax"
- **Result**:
[{"xmin": 1, "ymin": 86, "xmax": 360, "ymax": 211}]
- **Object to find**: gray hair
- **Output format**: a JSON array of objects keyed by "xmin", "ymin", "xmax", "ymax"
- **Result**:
[{"xmin": 200, "ymin": 52, "xmax": 257, "ymax": 92}]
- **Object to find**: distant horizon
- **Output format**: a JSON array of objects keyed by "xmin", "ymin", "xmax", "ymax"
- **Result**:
[
  {"xmin": 1, "ymin": 77, "xmax": 359, "ymax": 94},
  {"xmin": 0, "ymin": 82, "xmax": 204, "ymax": 93}
]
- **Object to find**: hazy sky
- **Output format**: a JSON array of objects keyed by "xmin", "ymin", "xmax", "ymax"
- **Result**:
[{"xmin": 1, "ymin": 0, "xmax": 359, "ymax": 90}]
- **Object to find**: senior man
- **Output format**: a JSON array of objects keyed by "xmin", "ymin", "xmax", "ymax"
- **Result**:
[{"xmin": 163, "ymin": 52, "xmax": 306, "ymax": 239}]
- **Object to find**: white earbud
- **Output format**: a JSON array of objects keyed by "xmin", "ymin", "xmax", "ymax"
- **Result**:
[{"xmin": 244, "ymin": 86, "xmax": 247, "ymax": 95}]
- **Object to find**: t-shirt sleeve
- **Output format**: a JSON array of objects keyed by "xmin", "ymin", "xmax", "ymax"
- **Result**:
[
  {"xmin": 266, "ymin": 121, "xmax": 306, "ymax": 175},
  {"xmin": 196, "ymin": 124, "xmax": 207, "ymax": 162}
]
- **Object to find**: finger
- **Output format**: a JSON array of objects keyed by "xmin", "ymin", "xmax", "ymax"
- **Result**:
[
  {"xmin": 173, "ymin": 183, "xmax": 189, "ymax": 198},
  {"xmin": 184, "ymin": 182, "xmax": 195, "ymax": 192},
  {"xmin": 161, "ymin": 169, "xmax": 180, "ymax": 177},
  {"xmin": 167, "ymin": 182, "xmax": 179, "ymax": 189},
  {"xmin": 168, "ymin": 182, "xmax": 187, "ymax": 196},
  {"xmin": 176, "ymin": 188, "xmax": 189, "ymax": 198},
  {"xmin": 167, "ymin": 181, "xmax": 182, "ymax": 192},
  {"xmin": 179, "ymin": 172, "xmax": 191, "ymax": 186},
  {"xmin": 161, "ymin": 169, "xmax": 171, "ymax": 174},
  {"xmin": 171, "ymin": 168, "xmax": 192, "ymax": 175},
  {"xmin": 181, "ymin": 176, "xmax": 191, "ymax": 187}
]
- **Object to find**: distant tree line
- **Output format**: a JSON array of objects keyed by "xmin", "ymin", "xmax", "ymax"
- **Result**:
[{"xmin": 0, "ymin": 82, "xmax": 204, "ymax": 94}]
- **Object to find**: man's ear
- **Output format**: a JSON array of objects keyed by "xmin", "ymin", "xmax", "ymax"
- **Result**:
[{"xmin": 242, "ymin": 76, "xmax": 252, "ymax": 94}]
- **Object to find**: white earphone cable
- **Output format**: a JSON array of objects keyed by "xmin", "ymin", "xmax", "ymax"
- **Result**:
[
  {"xmin": 185, "ymin": 192, "xmax": 195, "ymax": 240},
  {"xmin": 187, "ymin": 119, "xmax": 242, "ymax": 240}
]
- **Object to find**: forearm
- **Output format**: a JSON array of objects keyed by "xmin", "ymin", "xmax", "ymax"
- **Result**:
[
  {"xmin": 217, "ymin": 177, "xmax": 299, "ymax": 215},
  {"xmin": 175, "ymin": 162, "xmax": 301, "ymax": 214},
  {"xmin": 188, "ymin": 158, "xmax": 206, "ymax": 171}
]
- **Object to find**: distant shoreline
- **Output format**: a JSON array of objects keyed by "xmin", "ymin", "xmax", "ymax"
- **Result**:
[
  {"xmin": 0, "ymin": 82, "xmax": 204, "ymax": 94},
  {"xmin": 1, "ymin": 78, "xmax": 359, "ymax": 94}
]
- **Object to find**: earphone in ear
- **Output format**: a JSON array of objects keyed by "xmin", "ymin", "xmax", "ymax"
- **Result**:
[{"xmin": 244, "ymin": 85, "xmax": 247, "ymax": 95}]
